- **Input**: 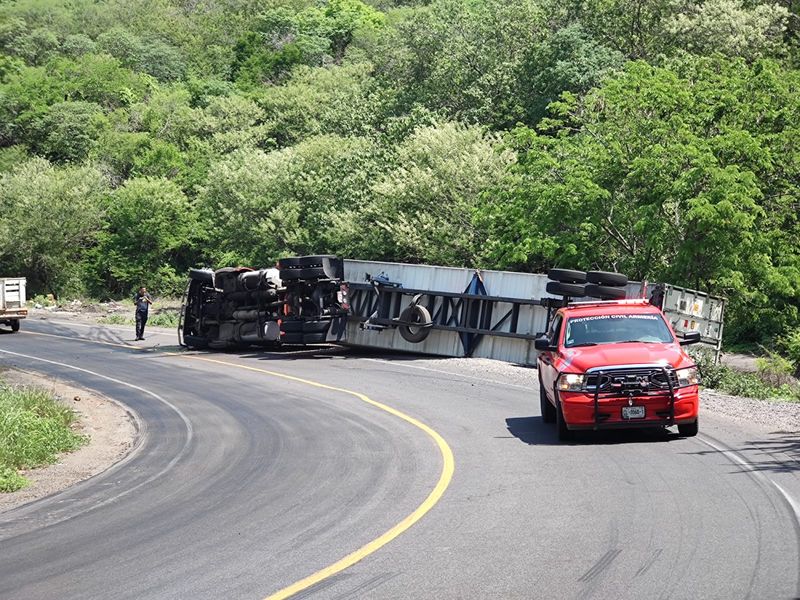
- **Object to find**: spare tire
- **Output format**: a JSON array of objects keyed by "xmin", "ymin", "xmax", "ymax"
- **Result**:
[
  {"xmin": 398, "ymin": 305, "xmax": 432, "ymax": 343},
  {"xmin": 586, "ymin": 271, "xmax": 628, "ymax": 286},
  {"xmin": 546, "ymin": 281, "xmax": 586, "ymax": 297},
  {"xmin": 548, "ymin": 269, "xmax": 586, "ymax": 284},
  {"xmin": 585, "ymin": 283, "xmax": 626, "ymax": 299}
]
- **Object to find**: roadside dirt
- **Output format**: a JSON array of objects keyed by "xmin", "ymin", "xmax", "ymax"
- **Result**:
[{"xmin": 0, "ymin": 368, "xmax": 138, "ymax": 514}]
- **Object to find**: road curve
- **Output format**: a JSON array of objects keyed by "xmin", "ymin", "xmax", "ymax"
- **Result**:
[{"xmin": 0, "ymin": 319, "xmax": 799, "ymax": 600}]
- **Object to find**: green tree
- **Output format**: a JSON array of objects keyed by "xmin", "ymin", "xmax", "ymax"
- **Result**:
[
  {"xmin": 97, "ymin": 27, "xmax": 186, "ymax": 81},
  {"xmin": 521, "ymin": 24, "xmax": 624, "ymax": 123},
  {"xmin": 0, "ymin": 158, "xmax": 109, "ymax": 296},
  {"xmin": 483, "ymin": 57, "xmax": 800, "ymax": 345},
  {"xmin": 197, "ymin": 134, "xmax": 384, "ymax": 265},
  {"xmin": 90, "ymin": 177, "xmax": 197, "ymax": 296},
  {"xmin": 232, "ymin": 0, "xmax": 385, "ymax": 88},
  {"xmin": 666, "ymin": 0, "xmax": 788, "ymax": 60},
  {"xmin": 257, "ymin": 62, "xmax": 391, "ymax": 146},
  {"xmin": 367, "ymin": 121, "xmax": 515, "ymax": 265},
  {"xmin": 60, "ymin": 33, "xmax": 96, "ymax": 58},
  {"xmin": 368, "ymin": 0, "xmax": 545, "ymax": 128},
  {"xmin": 29, "ymin": 101, "xmax": 108, "ymax": 162}
]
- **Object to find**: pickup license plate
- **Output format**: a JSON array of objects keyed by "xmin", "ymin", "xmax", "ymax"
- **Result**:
[{"xmin": 622, "ymin": 406, "xmax": 645, "ymax": 419}]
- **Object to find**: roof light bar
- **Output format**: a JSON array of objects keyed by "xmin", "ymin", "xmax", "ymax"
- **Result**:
[{"xmin": 567, "ymin": 298, "xmax": 650, "ymax": 307}]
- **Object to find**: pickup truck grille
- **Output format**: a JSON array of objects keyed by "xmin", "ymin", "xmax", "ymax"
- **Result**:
[{"xmin": 586, "ymin": 367, "xmax": 677, "ymax": 394}]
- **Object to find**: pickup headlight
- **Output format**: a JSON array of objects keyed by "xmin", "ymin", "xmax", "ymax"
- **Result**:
[
  {"xmin": 558, "ymin": 373, "xmax": 585, "ymax": 392},
  {"xmin": 676, "ymin": 366, "xmax": 700, "ymax": 387}
]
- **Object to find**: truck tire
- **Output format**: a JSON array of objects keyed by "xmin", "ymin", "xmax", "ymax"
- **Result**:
[
  {"xmin": 299, "ymin": 255, "xmax": 336, "ymax": 267},
  {"xmin": 182, "ymin": 334, "xmax": 209, "ymax": 349},
  {"xmin": 277, "ymin": 257, "xmax": 301, "ymax": 269},
  {"xmin": 398, "ymin": 305, "xmax": 432, "ymax": 343},
  {"xmin": 11, "ymin": 320, "xmax": 19, "ymax": 332},
  {"xmin": 556, "ymin": 396, "xmax": 573, "ymax": 441},
  {"xmin": 281, "ymin": 332, "xmax": 304, "ymax": 345},
  {"xmin": 280, "ymin": 267, "xmax": 327, "ymax": 281},
  {"xmin": 280, "ymin": 320, "xmax": 329, "ymax": 334},
  {"xmin": 584, "ymin": 283, "xmax": 626, "ymax": 299},
  {"xmin": 548, "ymin": 269, "xmax": 586, "ymax": 284},
  {"xmin": 586, "ymin": 271, "xmax": 628, "ymax": 286},
  {"xmin": 546, "ymin": 281, "xmax": 586, "ymax": 297},
  {"xmin": 540, "ymin": 377, "xmax": 555, "ymax": 423},
  {"xmin": 303, "ymin": 332, "xmax": 328, "ymax": 344},
  {"xmin": 188, "ymin": 268, "xmax": 214, "ymax": 283},
  {"xmin": 678, "ymin": 418, "xmax": 699, "ymax": 437}
]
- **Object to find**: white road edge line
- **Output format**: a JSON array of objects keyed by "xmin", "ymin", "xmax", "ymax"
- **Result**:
[
  {"xmin": 698, "ymin": 435, "xmax": 800, "ymax": 525},
  {"xmin": 0, "ymin": 348, "xmax": 194, "ymax": 516},
  {"xmin": 362, "ymin": 358, "xmax": 534, "ymax": 391}
]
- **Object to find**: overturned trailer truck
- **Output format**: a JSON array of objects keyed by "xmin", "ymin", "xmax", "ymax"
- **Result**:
[
  {"xmin": 179, "ymin": 255, "xmax": 349, "ymax": 349},
  {"xmin": 179, "ymin": 257, "xmax": 725, "ymax": 364}
]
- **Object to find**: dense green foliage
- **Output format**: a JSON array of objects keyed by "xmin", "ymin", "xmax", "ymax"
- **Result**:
[
  {"xmin": 0, "ymin": 0, "xmax": 798, "ymax": 361},
  {"xmin": 0, "ymin": 380, "xmax": 87, "ymax": 492}
]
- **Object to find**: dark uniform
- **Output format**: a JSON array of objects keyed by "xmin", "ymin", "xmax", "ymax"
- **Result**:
[{"xmin": 134, "ymin": 291, "xmax": 153, "ymax": 340}]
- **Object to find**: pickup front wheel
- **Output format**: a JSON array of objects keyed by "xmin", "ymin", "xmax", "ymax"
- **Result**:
[
  {"xmin": 556, "ymin": 396, "xmax": 573, "ymax": 441},
  {"xmin": 539, "ymin": 378, "xmax": 555, "ymax": 423}
]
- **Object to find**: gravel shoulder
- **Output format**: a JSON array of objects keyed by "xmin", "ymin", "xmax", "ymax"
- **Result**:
[
  {"xmin": 0, "ymin": 368, "xmax": 138, "ymax": 513},
  {"xmin": 370, "ymin": 355, "xmax": 800, "ymax": 434}
]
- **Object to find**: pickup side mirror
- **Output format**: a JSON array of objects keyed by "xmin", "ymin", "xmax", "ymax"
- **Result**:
[
  {"xmin": 679, "ymin": 331, "xmax": 701, "ymax": 345},
  {"xmin": 535, "ymin": 336, "xmax": 557, "ymax": 352}
]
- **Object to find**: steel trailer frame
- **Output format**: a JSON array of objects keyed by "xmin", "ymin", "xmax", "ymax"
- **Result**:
[{"xmin": 347, "ymin": 275, "xmax": 565, "ymax": 356}]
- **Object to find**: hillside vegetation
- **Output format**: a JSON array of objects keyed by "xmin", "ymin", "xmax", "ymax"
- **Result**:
[{"xmin": 0, "ymin": 0, "xmax": 798, "ymax": 361}]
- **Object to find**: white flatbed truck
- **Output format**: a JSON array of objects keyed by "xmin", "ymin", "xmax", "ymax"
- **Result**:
[{"xmin": 0, "ymin": 277, "xmax": 27, "ymax": 332}]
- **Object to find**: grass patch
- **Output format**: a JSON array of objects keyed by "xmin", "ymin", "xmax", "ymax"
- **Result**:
[
  {"xmin": 98, "ymin": 314, "xmax": 131, "ymax": 325},
  {"xmin": 98, "ymin": 310, "xmax": 179, "ymax": 329},
  {"xmin": 147, "ymin": 311, "xmax": 180, "ymax": 328},
  {"xmin": 690, "ymin": 348, "xmax": 800, "ymax": 402},
  {"xmin": 0, "ymin": 381, "xmax": 88, "ymax": 492}
]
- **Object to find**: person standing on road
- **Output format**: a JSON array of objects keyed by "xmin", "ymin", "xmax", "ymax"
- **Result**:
[{"xmin": 134, "ymin": 286, "xmax": 153, "ymax": 341}]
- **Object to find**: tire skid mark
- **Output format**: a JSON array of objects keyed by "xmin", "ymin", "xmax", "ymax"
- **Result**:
[
  {"xmin": 698, "ymin": 434, "xmax": 800, "ymax": 599},
  {"xmin": 290, "ymin": 574, "xmax": 352, "ymax": 599},
  {"xmin": 635, "ymin": 548, "xmax": 663, "ymax": 577},
  {"xmin": 578, "ymin": 548, "xmax": 622, "ymax": 582},
  {"xmin": 332, "ymin": 572, "xmax": 398, "ymax": 599}
]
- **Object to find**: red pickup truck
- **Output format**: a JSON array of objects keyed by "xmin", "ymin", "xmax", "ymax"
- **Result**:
[{"xmin": 536, "ymin": 298, "xmax": 701, "ymax": 441}]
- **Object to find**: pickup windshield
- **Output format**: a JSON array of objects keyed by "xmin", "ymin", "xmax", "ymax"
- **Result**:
[{"xmin": 564, "ymin": 314, "xmax": 674, "ymax": 348}]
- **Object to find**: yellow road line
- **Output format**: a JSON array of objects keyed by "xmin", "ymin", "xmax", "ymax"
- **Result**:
[{"xmin": 176, "ymin": 354, "xmax": 455, "ymax": 600}]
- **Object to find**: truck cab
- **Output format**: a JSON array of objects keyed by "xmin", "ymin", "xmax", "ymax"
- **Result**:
[{"xmin": 536, "ymin": 299, "xmax": 701, "ymax": 441}]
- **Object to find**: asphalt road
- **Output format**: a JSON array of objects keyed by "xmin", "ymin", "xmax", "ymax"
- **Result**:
[{"xmin": 0, "ymin": 319, "xmax": 799, "ymax": 600}]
